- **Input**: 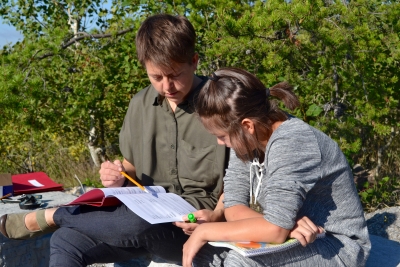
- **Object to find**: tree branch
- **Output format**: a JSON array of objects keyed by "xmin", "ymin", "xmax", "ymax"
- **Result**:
[
  {"xmin": 376, "ymin": 127, "xmax": 397, "ymax": 178},
  {"xmin": 36, "ymin": 28, "xmax": 134, "ymax": 60},
  {"xmin": 62, "ymin": 27, "xmax": 134, "ymax": 48}
]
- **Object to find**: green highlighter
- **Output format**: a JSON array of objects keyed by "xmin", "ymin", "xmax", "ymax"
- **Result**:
[{"xmin": 188, "ymin": 213, "xmax": 197, "ymax": 223}]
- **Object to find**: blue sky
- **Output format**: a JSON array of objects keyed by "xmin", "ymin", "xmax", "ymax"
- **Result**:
[
  {"xmin": 0, "ymin": 18, "xmax": 23, "ymax": 47},
  {"xmin": 0, "ymin": 0, "xmax": 114, "ymax": 48}
]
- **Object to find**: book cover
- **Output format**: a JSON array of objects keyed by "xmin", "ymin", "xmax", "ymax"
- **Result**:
[
  {"xmin": 66, "ymin": 187, "xmax": 123, "ymax": 207},
  {"xmin": 208, "ymin": 232, "xmax": 326, "ymax": 257},
  {"xmin": 65, "ymin": 186, "xmax": 197, "ymax": 224},
  {"xmin": 12, "ymin": 172, "xmax": 64, "ymax": 195}
]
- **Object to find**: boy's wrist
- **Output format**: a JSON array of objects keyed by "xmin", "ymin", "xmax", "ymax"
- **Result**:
[{"xmin": 121, "ymin": 178, "xmax": 129, "ymax": 187}]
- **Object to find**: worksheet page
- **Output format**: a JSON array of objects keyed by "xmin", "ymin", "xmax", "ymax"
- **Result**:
[
  {"xmin": 115, "ymin": 191, "xmax": 197, "ymax": 224},
  {"xmin": 101, "ymin": 185, "xmax": 166, "ymax": 196}
]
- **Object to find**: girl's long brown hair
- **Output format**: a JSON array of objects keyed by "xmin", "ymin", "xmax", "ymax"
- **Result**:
[{"xmin": 195, "ymin": 67, "xmax": 300, "ymax": 161}]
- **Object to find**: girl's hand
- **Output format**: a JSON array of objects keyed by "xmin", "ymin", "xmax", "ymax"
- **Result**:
[
  {"xmin": 182, "ymin": 225, "xmax": 208, "ymax": 267},
  {"xmin": 289, "ymin": 216, "xmax": 324, "ymax": 246},
  {"xmin": 173, "ymin": 209, "xmax": 222, "ymax": 235}
]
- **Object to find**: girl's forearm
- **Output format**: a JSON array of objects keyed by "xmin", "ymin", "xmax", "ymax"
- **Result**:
[
  {"xmin": 196, "ymin": 217, "xmax": 290, "ymax": 244},
  {"xmin": 212, "ymin": 193, "xmax": 226, "ymax": 222}
]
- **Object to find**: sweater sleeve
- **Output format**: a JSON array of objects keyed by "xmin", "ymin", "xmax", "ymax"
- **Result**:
[
  {"xmin": 262, "ymin": 125, "xmax": 322, "ymax": 230},
  {"xmin": 223, "ymin": 149, "xmax": 251, "ymax": 208}
]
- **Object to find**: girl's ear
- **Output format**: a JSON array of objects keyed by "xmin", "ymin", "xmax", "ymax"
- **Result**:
[{"xmin": 241, "ymin": 118, "xmax": 255, "ymax": 135}]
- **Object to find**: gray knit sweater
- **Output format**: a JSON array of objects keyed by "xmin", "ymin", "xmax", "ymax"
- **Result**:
[{"xmin": 223, "ymin": 117, "xmax": 371, "ymax": 266}]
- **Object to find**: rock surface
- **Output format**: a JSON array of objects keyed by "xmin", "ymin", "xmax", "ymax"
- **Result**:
[{"xmin": 365, "ymin": 206, "xmax": 400, "ymax": 243}]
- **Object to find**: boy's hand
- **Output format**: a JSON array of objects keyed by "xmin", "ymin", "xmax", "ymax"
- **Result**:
[{"xmin": 99, "ymin": 160, "xmax": 126, "ymax": 187}]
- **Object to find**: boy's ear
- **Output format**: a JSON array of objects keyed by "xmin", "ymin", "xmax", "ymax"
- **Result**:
[
  {"xmin": 192, "ymin": 53, "xmax": 199, "ymax": 67},
  {"xmin": 241, "ymin": 118, "xmax": 255, "ymax": 135}
]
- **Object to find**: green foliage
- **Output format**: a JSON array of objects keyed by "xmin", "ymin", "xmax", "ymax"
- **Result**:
[
  {"xmin": 82, "ymin": 177, "xmax": 104, "ymax": 188},
  {"xmin": 0, "ymin": 131, "xmax": 100, "ymax": 188},
  {"xmin": 306, "ymin": 104, "xmax": 323, "ymax": 117},
  {"xmin": 0, "ymin": 0, "xmax": 399, "ymax": 207},
  {"xmin": 0, "ymin": 0, "xmax": 148, "ymax": 178},
  {"xmin": 359, "ymin": 177, "xmax": 400, "ymax": 212},
  {"xmin": 189, "ymin": 0, "xmax": 400, "ymax": 180}
]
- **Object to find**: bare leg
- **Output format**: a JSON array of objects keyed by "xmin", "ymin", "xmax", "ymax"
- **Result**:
[{"xmin": 25, "ymin": 208, "xmax": 57, "ymax": 231}]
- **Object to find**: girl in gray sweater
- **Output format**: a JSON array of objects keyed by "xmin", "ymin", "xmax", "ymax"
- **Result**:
[{"xmin": 183, "ymin": 68, "xmax": 370, "ymax": 267}]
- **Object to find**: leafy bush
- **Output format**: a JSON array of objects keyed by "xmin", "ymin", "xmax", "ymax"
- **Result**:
[
  {"xmin": 359, "ymin": 177, "xmax": 400, "ymax": 212},
  {"xmin": 0, "ymin": 133, "xmax": 101, "ymax": 189},
  {"xmin": 0, "ymin": 0, "xmax": 399, "ymax": 212}
]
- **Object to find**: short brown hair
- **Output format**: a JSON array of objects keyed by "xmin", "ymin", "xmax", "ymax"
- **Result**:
[
  {"xmin": 136, "ymin": 14, "xmax": 196, "ymax": 69},
  {"xmin": 195, "ymin": 68, "xmax": 300, "ymax": 161}
]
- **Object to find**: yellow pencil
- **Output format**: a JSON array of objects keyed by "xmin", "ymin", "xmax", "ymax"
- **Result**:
[{"xmin": 120, "ymin": 171, "xmax": 149, "ymax": 193}]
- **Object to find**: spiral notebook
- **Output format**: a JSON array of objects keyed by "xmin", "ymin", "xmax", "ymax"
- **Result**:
[{"xmin": 208, "ymin": 232, "xmax": 325, "ymax": 257}]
